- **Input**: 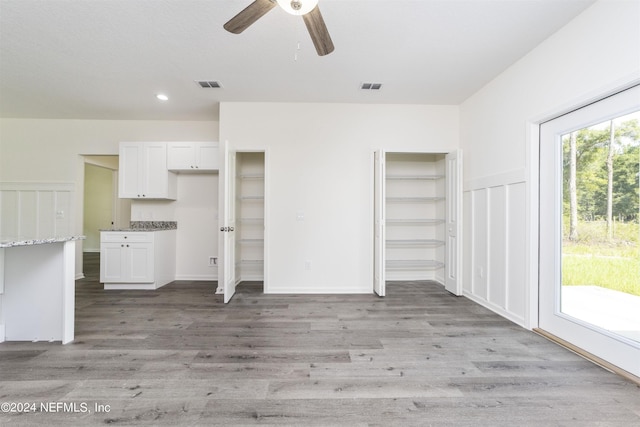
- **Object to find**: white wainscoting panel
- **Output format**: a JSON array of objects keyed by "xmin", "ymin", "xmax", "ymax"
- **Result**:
[
  {"xmin": 0, "ymin": 183, "xmax": 75, "ymax": 239},
  {"xmin": 471, "ymin": 188, "xmax": 488, "ymax": 300},
  {"xmin": 462, "ymin": 192, "xmax": 473, "ymax": 295},
  {"xmin": 488, "ymin": 185, "xmax": 507, "ymax": 309},
  {"xmin": 463, "ymin": 171, "xmax": 527, "ymax": 326}
]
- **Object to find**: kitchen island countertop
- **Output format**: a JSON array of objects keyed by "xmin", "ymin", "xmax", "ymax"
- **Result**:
[{"xmin": 0, "ymin": 235, "xmax": 85, "ymax": 248}]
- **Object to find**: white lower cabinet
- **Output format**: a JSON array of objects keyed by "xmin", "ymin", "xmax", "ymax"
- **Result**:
[{"xmin": 100, "ymin": 231, "xmax": 176, "ymax": 290}]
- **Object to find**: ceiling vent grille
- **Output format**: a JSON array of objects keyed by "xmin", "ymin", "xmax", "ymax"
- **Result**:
[
  {"xmin": 361, "ymin": 82, "xmax": 382, "ymax": 90},
  {"xmin": 197, "ymin": 81, "xmax": 222, "ymax": 88}
]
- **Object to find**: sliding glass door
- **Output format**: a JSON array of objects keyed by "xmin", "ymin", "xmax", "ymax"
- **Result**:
[{"xmin": 539, "ymin": 85, "xmax": 640, "ymax": 378}]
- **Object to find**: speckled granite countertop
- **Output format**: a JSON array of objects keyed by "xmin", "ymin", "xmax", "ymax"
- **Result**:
[
  {"xmin": 0, "ymin": 235, "xmax": 85, "ymax": 248},
  {"xmin": 101, "ymin": 221, "xmax": 177, "ymax": 232}
]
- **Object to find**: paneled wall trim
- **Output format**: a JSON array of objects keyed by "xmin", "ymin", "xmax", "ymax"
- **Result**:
[
  {"xmin": 463, "ymin": 169, "xmax": 527, "ymax": 327},
  {"xmin": 0, "ymin": 182, "xmax": 75, "ymax": 239}
]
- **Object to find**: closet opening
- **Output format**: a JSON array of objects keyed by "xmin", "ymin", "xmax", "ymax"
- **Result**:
[
  {"xmin": 234, "ymin": 151, "xmax": 266, "ymax": 293},
  {"xmin": 374, "ymin": 150, "xmax": 462, "ymax": 297}
]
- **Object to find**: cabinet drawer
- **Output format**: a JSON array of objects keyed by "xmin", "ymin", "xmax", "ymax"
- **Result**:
[{"xmin": 101, "ymin": 232, "xmax": 154, "ymax": 243}]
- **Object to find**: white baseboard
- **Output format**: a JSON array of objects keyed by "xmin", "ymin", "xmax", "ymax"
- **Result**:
[
  {"xmin": 104, "ymin": 283, "xmax": 157, "ymax": 290},
  {"xmin": 266, "ymin": 284, "xmax": 371, "ymax": 294},
  {"xmin": 174, "ymin": 274, "xmax": 217, "ymax": 281}
]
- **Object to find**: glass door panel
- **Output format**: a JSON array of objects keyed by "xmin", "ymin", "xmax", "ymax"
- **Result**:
[{"xmin": 560, "ymin": 111, "xmax": 640, "ymax": 343}]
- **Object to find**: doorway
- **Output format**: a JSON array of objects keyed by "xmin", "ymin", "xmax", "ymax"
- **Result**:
[
  {"xmin": 218, "ymin": 145, "xmax": 267, "ymax": 303},
  {"xmin": 82, "ymin": 156, "xmax": 130, "ymax": 276},
  {"xmin": 538, "ymin": 85, "xmax": 640, "ymax": 378},
  {"xmin": 374, "ymin": 150, "xmax": 462, "ymax": 297},
  {"xmin": 235, "ymin": 151, "xmax": 266, "ymax": 289}
]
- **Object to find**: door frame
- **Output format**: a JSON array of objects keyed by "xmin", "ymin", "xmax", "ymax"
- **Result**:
[
  {"xmin": 526, "ymin": 76, "xmax": 640, "ymax": 331},
  {"xmin": 218, "ymin": 145, "xmax": 269, "ymax": 301},
  {"xmin": 373, "ymin": 148, "xmax": 462, "ymax": 296},
  {"xmin": 234, "ymin": 148, "xmax": 269, "ymax": 294},
  {"xmin": 526, "ymin": 78, "xmax": 640, "ymax": 382}
]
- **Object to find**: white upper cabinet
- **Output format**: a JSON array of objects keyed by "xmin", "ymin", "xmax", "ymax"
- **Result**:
[
  {"xmin": 119, "ymin": 142, "xmax": 177, "ymax": 199},
  {"xmin": 167, "ymin": 142, "xmax": 219, "ymax": 172}
]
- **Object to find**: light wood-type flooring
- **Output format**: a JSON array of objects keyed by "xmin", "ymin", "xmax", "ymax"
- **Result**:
[{"xmin": 0, "ymin": 253, "xmax": 639, "ymax": 426}]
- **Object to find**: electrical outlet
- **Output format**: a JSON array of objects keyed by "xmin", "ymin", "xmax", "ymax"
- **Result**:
[
  {"xmin": 209, "ymin": 256, "xmax": 217, "ymax": 267},
  {"xmin": 304, "ymin": 260, "xmax": 312, "ymax": 270}
]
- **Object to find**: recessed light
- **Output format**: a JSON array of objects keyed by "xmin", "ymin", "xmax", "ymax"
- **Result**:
[{"xmin": 156, "ymin": 94, "xmax": 169, "ymax": 101}]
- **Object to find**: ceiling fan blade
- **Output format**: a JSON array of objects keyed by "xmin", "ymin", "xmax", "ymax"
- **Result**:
[
  {"xmin": 224, "ymin": 0, "xmax": 277, "ymax": 34},
  {"xmin": 302, "ymin": 5, "xmax": 334, "ymax": 56}
]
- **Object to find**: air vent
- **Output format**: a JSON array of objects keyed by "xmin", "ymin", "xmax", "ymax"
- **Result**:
[
  {"xmin": 196, "ymin": 81, "xmax": 222, "ymax": 88},
  {"xmin": 361, "ymin": 82, "xmax": 382, "ymax": 90}
]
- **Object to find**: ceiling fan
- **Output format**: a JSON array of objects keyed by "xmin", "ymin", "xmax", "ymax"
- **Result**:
[{"xmin": 224, "ymin": 0, "xmax": 334, "ymax": 56}]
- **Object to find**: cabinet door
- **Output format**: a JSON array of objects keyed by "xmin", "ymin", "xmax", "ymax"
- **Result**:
[
  {"xmin": 100, "ymin": 242, "xmax": 126, "ymax": 282},
  {"xmin": 167, "ymin": 143, "xmax": 196, "ymax": 170},
  {"xmin": 196, "ymin": 142, "xmax": 219, "ymax": 170},
  {"xmin": 127, "ymin": 243, "xmax": 154, "ymax": 282},
  {"xmin": 143, "ymin": 143, "xmax": 170, "ymax": 198},
  {"xmin": 119, "ymin": 144, "xmax": 142, "ymax": 198}
]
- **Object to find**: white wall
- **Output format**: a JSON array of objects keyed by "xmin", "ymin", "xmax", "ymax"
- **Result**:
[
  {"xmin": 460, "ymin": 0, "xmax": 640, "ymax": 327},
  {"xmin": 131, "ymin": 173, "xmax": 219, "ymax": 280},
  {"xmin": 83, "ymin": 163, "xmax": 113, "ymax": 251},
  {"xmin": 220, "ymin": 103, "xmax": 459, "ymax": 293},
  {"xmin": 0, "ymin": 118, "xmax": 219, "ymax": 278}
]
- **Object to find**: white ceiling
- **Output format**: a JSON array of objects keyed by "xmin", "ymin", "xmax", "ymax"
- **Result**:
[{"xmin": 0, "ymin": 0, "xmax": 596, "ymax": 121}]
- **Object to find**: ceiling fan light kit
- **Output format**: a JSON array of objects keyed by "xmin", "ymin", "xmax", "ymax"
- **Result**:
[
  {"xmin": 224, "ymin": 0, "xmax": 334, "ymax": 56},
  {"xmin": 277, "ymin": 0, "xmax": 319, "ymax": 15}
]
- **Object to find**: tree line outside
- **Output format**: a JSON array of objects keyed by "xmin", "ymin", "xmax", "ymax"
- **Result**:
[{"xmin": 562, "ymin": 111, "xmax": 640, "ymax": 297}]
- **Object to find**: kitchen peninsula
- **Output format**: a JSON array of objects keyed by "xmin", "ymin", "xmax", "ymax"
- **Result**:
[{"xmin": 0, "ymin": 235, "xmax": 84, "ymax": 344}]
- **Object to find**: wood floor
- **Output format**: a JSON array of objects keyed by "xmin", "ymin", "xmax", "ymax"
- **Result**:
[{"xmin": 1, "ymin": 253, "xmax": 639, "ymax": 426}]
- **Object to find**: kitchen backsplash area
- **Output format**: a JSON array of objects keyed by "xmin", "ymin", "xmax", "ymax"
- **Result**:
[{"xmin": 129, "ymin": 221, "xmax": 177, "ymax": 230}]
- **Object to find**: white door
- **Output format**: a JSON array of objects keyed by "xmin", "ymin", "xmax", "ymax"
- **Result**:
[
  {"xmin": 539, "ymin": 85, "xmax": 640, "ymax": 377},
  {"xmin": 445, "ymin": 150, "xmax": 463, "ymax": 295},
  {"xmin": 374, "ymin": 150, "xmax": 386, "ymax": 296},
  {"xmin": 219, "ymin": 141, "xmax": 237, "ymax": 303}
]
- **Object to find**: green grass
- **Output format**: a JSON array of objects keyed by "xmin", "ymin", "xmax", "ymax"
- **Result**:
[{"xmin": 562, "ymin": 220, "xmax": 639, "ymax": 296}]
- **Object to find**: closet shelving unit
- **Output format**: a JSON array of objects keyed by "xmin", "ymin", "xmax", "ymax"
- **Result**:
[
  {"xmin": 235, "ymin": 154, "xmax": 265, "ymax": 282},
  {"xmin": 384, "ymin": 153, "xmax": 446, "ymax": 281}
]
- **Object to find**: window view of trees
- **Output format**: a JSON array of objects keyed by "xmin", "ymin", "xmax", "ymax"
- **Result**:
[{"xmin": 561, "ymin": 111, "xmax": 639, "ymax": 297}]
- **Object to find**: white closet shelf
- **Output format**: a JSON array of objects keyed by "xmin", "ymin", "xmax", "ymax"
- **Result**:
[
  {"xmin": 386, "ymin": 197, "xmax": 444, "ymax": 203},
  {"xmin": 239, "ymin": 174, "xmax": 265, "ymax": 179},
  {"xmin": 385, "ymin": 260, "xmax": 444, "ymax": 270},
  {"xmin": 386, "ymin": 239, "xmax": 444, "ymax": 247},
  {"xmin": 386, "ymin": 174, "xmax": 445, "ymax": 180},
  {"xmin": 386, "ymin": 219, "xmax": 445, "ymax": 225},
  {"xmin": 239, "ymin": 195, "xmax": 265, "ymax": 200}
]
